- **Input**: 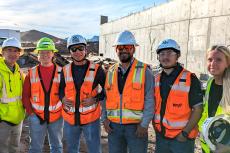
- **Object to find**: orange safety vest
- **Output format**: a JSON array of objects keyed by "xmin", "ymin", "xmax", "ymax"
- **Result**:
[
  {"xmin": 105, "ymin": 59, "xmax": 147, "ymax": 124},
  {"xmin": 29, "ymin": 65, "xmax": 62, "ymax": 123},
  {"xmin": 153, "ymin": 68, "xmax": 198, "ymax": 139},
  {"xmin": 62, "ymin": 62, "xmax": 102, "ymax": 125}
]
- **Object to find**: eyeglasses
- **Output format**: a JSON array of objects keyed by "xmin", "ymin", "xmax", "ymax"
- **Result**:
[
  {"xmin": 116, "ymin": 45, "xmax": 134, "ymax": 52},
  {"xmin": 158, "ymin": 51, "xmax": 177, "ymax": 57},
  {"xmin": 70, "ymin": 46, "xmax": 85, "ymax": 52}
]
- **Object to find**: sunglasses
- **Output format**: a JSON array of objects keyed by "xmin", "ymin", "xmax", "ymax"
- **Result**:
[
  {"xmin": 70, "ymin": 46, "xmax": 85, "ymax": 52},
  {"xmin": 116, "ymin": 45, "xmax": 134, "ymax": 52}
]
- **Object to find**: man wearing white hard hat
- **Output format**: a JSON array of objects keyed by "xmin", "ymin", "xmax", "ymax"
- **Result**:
[
  {"xmin": 102, "ymin": 30, "xmax": 154, "ymax": 153},
  {"xmin": 0, "ymin": 37, "xmax": 25, "ymax": 153},
  {"xmin": 153, "ymin": 39, "xmax": 203, "ymax": 153}
]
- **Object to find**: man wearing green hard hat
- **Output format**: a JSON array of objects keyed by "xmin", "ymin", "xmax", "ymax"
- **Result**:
[{"xmin": 22, "ymin": 37, "xmax": 63, "ymax": 153}]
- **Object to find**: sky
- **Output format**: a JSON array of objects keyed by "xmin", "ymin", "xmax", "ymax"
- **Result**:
[{"xmin": 0, "ymin": 0, "xmax": 168, "ymax": 39}]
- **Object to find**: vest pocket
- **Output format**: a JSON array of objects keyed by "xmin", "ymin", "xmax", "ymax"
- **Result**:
[
  {"xmin": 125, "ymin": 83, "xmax": 143, "ymax": 110},
  {"xmin": 131, "ymin": 83, "xmax": 142, "ymax": 102}
]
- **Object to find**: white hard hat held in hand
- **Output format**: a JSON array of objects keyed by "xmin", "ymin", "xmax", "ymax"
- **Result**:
[{"xmin": 202, "ymin": 114, "xmax": 230, "ymax": 151}]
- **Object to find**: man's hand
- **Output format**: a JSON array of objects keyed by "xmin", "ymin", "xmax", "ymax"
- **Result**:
[
  {"xmin": 135, "ymin": 124, "xmax": 148, "ymax": 138},
  {"xmin": 103, "ymin": 119, "xmax": 112, "ymax": 134},
  {"xmin": 176, "ymin": 132, "xmax": 187, "ymax": 142},
  {"xmin": 62, "ymin": 97, "xmax": 74, "ymax": 111},
  {"xmin": 214, "ymin": 143, "xmax": 230, "ymax": 153},
  {"xmin": 81, "ymin": 97, "xmax": 97, "ymax": 107}
]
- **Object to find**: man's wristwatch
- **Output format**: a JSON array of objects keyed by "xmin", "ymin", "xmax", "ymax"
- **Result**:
[{"xmin": 181, "ymin": 131, "xmax": 189, "ymax": 138}]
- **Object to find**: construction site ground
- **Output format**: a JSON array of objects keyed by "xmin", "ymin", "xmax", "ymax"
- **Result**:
[{"xmin": 20, "ymin": 118, "xmax": 202, "ymax": 153}]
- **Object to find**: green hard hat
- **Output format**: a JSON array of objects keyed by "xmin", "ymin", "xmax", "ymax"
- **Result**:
[{"xmin": 35, "ymin": 37, "xmax": 58, "ymax": 53}]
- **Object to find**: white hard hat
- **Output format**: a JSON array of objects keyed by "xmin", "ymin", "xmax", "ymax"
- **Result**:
[
  {"xmin": 156, "ymin": 39, "xmax": 180, "ymax": 54},
  {"xmin": 202, "ymin": 114, "xmax": 230, "ymax": 151},
  {"xmin": 2, "ymin": 37, "xmax": 22, "ymax": 50},
  {"xmin": 113, "ymin": 30, "xmax": 139, "ymax": 47},
  {"xmin": 67, "ymin": 34, "xmax": 87, "ymax": 49}
]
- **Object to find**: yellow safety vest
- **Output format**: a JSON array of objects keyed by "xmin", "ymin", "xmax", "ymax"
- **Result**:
[{"xmin": 198, "ymin": 78, "xmax": 223, "ymax": 153}]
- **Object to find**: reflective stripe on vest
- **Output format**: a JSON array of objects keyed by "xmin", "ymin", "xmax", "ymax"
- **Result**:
[
  {"xmin": 32, "ymin": 100, "xmax": 62, "ymax": 111},
  {"xmin": 162, "ymin": 118, "xmax": 188, "ymax": 128},
  {"xmin": 30, "ymin": 68, "xmax": 39, "ymax": 83},
  {"xmin": 64, "ymin": 64, "xmax": 73, "ymax": 82},
  {"xmin": 0, "ymin": 96, "xmax": 22, "ymax": 103},
  {"xmin": 53, "ymin": 66, "xmax": 62, "ymax": 83},
  {"xmin": 154, "ymin": 114, "xmax": 188, "ymax": 128},
  {"xmin": 107, "ymin": 109, "xmax": 143, "ymax": 120},
  {"xmin": 84, "ymin": 63, "xmax": 96, "ymax": 82}
]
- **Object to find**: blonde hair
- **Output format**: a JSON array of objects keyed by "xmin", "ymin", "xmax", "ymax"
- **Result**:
[{"xmin": 207, "ymin": 45, "xmax": 230, "ymax": 114}]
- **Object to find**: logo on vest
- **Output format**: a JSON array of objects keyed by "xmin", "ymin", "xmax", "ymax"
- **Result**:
[{"xmin": 173, "ymin": 103, "xmax": 182, "ymax": 108}]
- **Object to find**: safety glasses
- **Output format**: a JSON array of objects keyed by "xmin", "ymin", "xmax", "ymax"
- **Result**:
[
  {"xmin": 116, "ymin": 45, "xmax": 134, "ymax": 52},
  {"xmin": 70, "ymin": 46, "xmax": 85, "ymax": 52},
  {"xmin": 158, "ymin": 50, "xmax": 177, "ymax": 57}
]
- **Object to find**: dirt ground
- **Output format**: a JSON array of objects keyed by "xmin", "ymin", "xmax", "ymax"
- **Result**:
[{"xmin": 20, "ymin": 119, "xmax": 202, "ymax": 153}]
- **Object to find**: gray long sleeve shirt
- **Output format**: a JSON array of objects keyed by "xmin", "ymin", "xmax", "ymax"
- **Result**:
[{"xmin": 101, "ymin": 60, "xmax": 155, "ymax": 128}]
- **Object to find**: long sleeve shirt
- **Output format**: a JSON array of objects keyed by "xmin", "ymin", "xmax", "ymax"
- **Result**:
[{"xmin": 101, "ymin": 60, "xmax": 155, "ymax": 128}]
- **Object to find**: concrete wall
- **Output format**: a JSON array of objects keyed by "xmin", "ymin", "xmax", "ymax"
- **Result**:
[{"xmin": 99, "ymin": 0, "xmax": 230, "ymax": 75}]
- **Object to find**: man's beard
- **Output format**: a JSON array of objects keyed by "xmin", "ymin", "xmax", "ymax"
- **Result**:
[{"xmin": 118, "ymin": 52, "xmax": 132, "ymax": 63}]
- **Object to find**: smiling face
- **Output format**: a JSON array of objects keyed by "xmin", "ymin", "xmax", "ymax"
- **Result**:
[
  {"xmin": 158, "ymin": 49, "xmax": 179, "ymax": 69},
  {"xmin": 116, "ymin": 45, "xmax": 135, "ymax": 63},
  {"xmin": 38, "ymin": 50, "xmax": 54, "ymax": 66},
  {"xmin": 207, "ymin": 50, "xmax": 229, "ymax": 77},
  {"xmin": 69, "ymin": 44, "xmax": 87, "ymax": 62},
  {"xmin": 2, "ymin": 47, "xmax": 21, "ymax": 66}
]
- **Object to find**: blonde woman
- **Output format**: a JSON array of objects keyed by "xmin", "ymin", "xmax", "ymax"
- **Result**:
[{"xmin": 199, "ymin": 45, "xmax": 230, "ymax": 153}]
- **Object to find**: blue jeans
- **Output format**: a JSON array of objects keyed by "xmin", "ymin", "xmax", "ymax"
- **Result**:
[
  {"xmin": 108, "ymin": 122, "xmax": 148, "ymax": 153},
  {"xmin": 28, "ymin": 114, "xmax": 64, "ymax": 153},
  {"xmin": 64, "ymin": 119, "xmax": 101, "ymax": 153},
  {"xmin": 155, "ymin": 132, "xmax": 195, "ymax": 153}
]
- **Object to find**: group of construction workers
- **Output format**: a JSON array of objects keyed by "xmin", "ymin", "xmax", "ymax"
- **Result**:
[{"xmin": 0, "ymin": 29, "xmax": 229, "ymax": 153}]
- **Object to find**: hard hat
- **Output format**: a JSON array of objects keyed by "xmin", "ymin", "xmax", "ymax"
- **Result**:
[
  {"xmin": 1, "ymin": 37, "xmax": 23, "ymax": 55},
  {"xmin": 67, "ymin": 34, "xmax": 87, "ymax": 49},
  {"xmin": 35, "ymin": 37, "xmax": 58, "ymax": 53},
  {"xmin": 156, "ymin": 39, "xmax": 180, "ymax": 54},
  {"xmin": 2, "ymin": 37, "xmax": 22, "ymax": 50},
  {"xmin": 202, "ymin": 114, "xmax": 230, "ymax": 151},
  {"xmin": 113, "ymin": 30, "xmax": 139, "ymax": 47}
]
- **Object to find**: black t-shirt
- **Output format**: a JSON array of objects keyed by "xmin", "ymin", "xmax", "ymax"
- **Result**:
[
  {"xmin": 208, "ymin": 80, "xmax": 223, "ymax": 117},
  {"xmin": 118, "ymin": 66, "xmax": 132, "ymax": 94},
  {"xmin": 160, "ymin": 64, "xmax": 203, "ymax": 108}
]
